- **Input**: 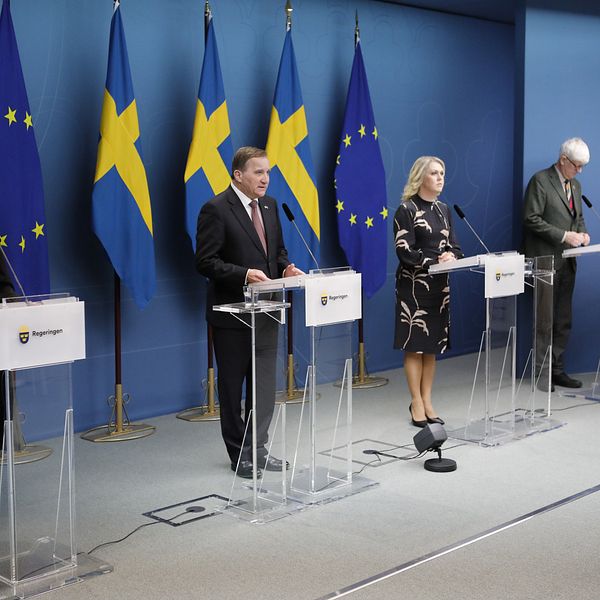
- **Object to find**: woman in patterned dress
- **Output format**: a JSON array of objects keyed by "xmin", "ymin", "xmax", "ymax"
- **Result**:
[{"xmin": 393, "ymin": 156, "xmax": 462, "ymax": 427}]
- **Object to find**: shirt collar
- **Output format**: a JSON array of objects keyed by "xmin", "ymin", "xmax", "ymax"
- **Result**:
[
  {"xmin": 554, "ymin": 164, "xmax": 568, "ymax": 186},
  {"xmin": 230, "ymin": 182, "xmax": 256, "ymax": 205}
]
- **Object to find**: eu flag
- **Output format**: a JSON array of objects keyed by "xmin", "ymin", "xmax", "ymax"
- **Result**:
[
  {"xmin": 334, "ymin": 42, "xmax": 387, "ymax": 298},
  {"xmin": 184, "ymin": 15, "xmax": 233, "ymax": 252},
  {"xmin": 266, "ymin": 29, "xmax": 320, "ymax": 272},
  {"xmin": 92, "ymin": 3, "xmax": 156, "ymax": 309},
  {"xmin": 0, "ymin": 0, "xmax": 50, "ymax": 296}
]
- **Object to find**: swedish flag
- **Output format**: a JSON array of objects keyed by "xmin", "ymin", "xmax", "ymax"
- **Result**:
[
  {"xmin": 334, "ymin": 42, "xmax": 387, "ymax": 298},
  {"xmin": 92, "ymin": 2, "xmax": 155, "ymax": 309},
  {"xmin": 184, "ymin": 14, "xmax": 233, "ymax": 252},
  {"xmin": 266, "ymin": 29, "xmax": 320, "ymax": 272},
  {"xmin": 0, "ymin": 0, "xmax": 50, "ymax": 296}
]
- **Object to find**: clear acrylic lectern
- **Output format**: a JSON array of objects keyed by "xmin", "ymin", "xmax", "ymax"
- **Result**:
[
  {"xmin": 430, "ymin": 253, "xmax": 526, "ymax": 445},
  {"xmin": 0, "ymin": 294, "xmax": 111, "ymax": 600},
  {"xmin": 244, "ymin": 268, "xmax": 376, "ymax": 511},
  {"xmin": 560, "ymin": 243, "xmax": 600, "ymax": 401}
]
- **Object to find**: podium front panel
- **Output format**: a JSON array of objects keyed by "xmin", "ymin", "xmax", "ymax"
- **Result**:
[{"xmin": 0, "ymin": 298, "xmax": 85, "ymax": 370}]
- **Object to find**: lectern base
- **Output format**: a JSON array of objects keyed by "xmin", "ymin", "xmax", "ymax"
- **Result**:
[
  {"xmin": 447, "ymin": 414, "xmax": 564, "ymax": 447},
  {"xmin": 288, "ymin": 467, "xmax": 378, "ymax": 505},
  {"xmin": 559, "ymin": 385, "xmax": 600, "ymax": 402},
  {"xmin": 220, "ymin": 492, "xmax": 305, "ymax": 524},
  {"xmin": 0, "ymin": 542, "xmax": 112, "ymax": 600},
  {"xmin": 80, "ymin": 423, "xmax": 156, "ymax": 442}
]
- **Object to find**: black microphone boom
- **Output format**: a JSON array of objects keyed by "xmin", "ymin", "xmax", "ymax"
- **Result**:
[
  {"xmin": 453, "ymin": 204, "xmax": 490, "ymax": 254},
  {"xmin": 580, "ymin": 194, "xmax": 600, "ymax": 229},
  {"xmin": 281, "ymin": 202, "xmax": 320, "ymax": 270}
]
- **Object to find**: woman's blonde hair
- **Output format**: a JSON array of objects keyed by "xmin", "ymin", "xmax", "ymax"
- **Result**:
[{"xmin": 401, "ymin": 156, "xmax": 445, "ymax": 201}]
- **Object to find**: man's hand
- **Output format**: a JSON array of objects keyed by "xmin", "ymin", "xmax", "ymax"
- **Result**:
[
  {"xmin": 438, "ymin": 251, "xmax": 457, "ymax": 263},
  {"xmin": 582, "ymin": 233, "xmax": 591, "ymax": 246},
  {"xmin": 246, "ymin": 269, "xmax": 270, "ymax": 283},
  {"xmin": 283, "ymin": 263, "xmax": 304, "ymax": 277},
  {"xmin": 564, "ymin": 231, "xmax": 586, "ymax": 247}
]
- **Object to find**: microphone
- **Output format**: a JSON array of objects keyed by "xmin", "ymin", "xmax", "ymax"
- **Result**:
[
  {"xmin": 281, "ymin": 203, "xmax": 320, "ymax": 269},
  {"xmin": 582, "ymin": 195, "xmax": 600, "ymax": 224},
  {"xmin": 0, "ymin": 245, "xmax": 28, "ymax": 301},
  {"xmin": 453, "ymin": 204, "xmax": 490, "ymax": 254}
]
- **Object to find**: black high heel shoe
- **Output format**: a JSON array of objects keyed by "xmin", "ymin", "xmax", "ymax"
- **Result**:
[
  {"xmin": 409, "ymin": 404, "xmax": 427, "ymax": 428},
  {"xmin": 426, "ymin": 415, "xmax": 445, "ymax": 425}
]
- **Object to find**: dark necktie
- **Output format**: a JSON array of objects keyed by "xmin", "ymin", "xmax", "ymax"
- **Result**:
[
  {"xmin": 250, "ymin": 200, "xmax": 267, "ymax": 254},
  {"xmin": 565, "ymin": 180, "xmax": 574, "ymax": 213}
]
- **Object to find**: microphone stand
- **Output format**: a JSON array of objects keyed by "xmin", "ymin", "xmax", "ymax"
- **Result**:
[{"xmin": 583, "ymin": 195, "xmax": 600, "ymax": 223}]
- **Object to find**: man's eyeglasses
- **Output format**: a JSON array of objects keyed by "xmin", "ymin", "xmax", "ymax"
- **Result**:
[{"xmin": 564, "ymin": 155, "xmax": 584, "ymax": 172}]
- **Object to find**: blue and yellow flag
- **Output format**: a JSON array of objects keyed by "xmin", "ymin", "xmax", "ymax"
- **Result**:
[
  {"xmin": 184, "ymin": 14, "xmax": 233, "ymax": 251},
  {"xmin": 92, "ymin": 3, "xmax": 155, "ymax": 309},
  {"xmin": 266, "ymin": 29, "xmax": 320, "ymax": 272},
  {"xmin": 0, "ymin": 0, "xmax": 50, "ymax": 296},
  {"xmin": 334, "ymin": 42, "xmax": 387, "ymax": 298}
]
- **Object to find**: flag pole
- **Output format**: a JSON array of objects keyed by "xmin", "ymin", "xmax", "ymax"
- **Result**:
[
  {"xmin": 275, "ymin": 0, "xmax": 306, "ymax": 404},
  {"xmin": 81, "ymin": 273, "xmax": 156, "ymax": 441},
  {"xmin": 177, "ymin": 0, "xmax": 220, "ymax": 422},
  {"xmin": 339, "ymin": 12, "xmax": 388, "ymax": 390}
]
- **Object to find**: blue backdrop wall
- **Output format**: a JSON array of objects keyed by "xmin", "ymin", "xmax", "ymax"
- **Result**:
[
  {"xmin": 8, "ymin": 0, "xmax": 514, "ymax": 438},
  {"xmin": 518, "ymin": 0, "xmax": 600, "ymax": 375}
]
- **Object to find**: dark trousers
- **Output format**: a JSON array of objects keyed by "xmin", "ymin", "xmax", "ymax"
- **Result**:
[
  {"xmin": 552, "ymin": 259, "xmax": 576, "ymax": 375},
  {"xmin": 212, "ymin": 316, "xmax": 278, "ymax": 464}
]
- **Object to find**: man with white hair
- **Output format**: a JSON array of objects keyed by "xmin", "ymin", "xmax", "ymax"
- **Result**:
[{"xmin": 523, "ymin": 137, "xmax": 591, "ymax": 390}]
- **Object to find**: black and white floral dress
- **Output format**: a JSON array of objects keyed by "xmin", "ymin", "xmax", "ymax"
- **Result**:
[{"xmin": 393, "ymin": 195, "xmax": 462, "ymax": 354}]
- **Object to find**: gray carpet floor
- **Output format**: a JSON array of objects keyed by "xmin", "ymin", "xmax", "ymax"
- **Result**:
[{"xmin": 3, "ymin": 353, "xmax": 600, "ymax": 599}]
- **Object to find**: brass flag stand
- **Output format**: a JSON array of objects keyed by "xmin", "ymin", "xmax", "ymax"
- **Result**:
[
  {"xmin": 335, "ymin": 312, "xmax": 388, "ymax": 390},
  {"xmin": 81, "ymin": 274, "xmax": 155, "ymax": 442},
  {"xmin": 2, "ymin": 374, "xmax": 52, "ymax": 465},
  {"xmin": 176, "ymin": 323, "xmax": 220, "ymax": 421}
]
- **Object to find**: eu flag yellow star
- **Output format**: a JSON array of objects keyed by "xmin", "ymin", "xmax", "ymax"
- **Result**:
[
  {"xmin": 32, "ymin": 221, "xmax": 45, "ymax": 238},
  {"xmin": 372, "ymin": 126, "xmax": 378, "ymax": 140},
  {"xmin": 358, "ymin": 124, "xmax": 366, "ymax": 138},
  {"xmin": 349, "ymin": 213, "xmax": 357, "ymax": 225},
  {"xmin": 365, "ymin": 216, "xmax": 374, "ymax": 229},
  {"xmin": 4, "ymin": 107, "xmax": 17, "ymax": 126},
  {"xmin": 0, "ymin": 235, "xmax": 7, "ymax": 248},
  {"xmin": 19, "ymin": 235, "xmax": 25, "ymax": 252},
  {"xmin": 23, "ymin": 112, "xmax": 33, "ymax": 130},
  {"xmin": 380, "ymin": 207, "xmax": 388, "ymax": 219},
  {"xmin": 336, "ymin": 199, "xmax": 344, "ymax": 213},
  {"xmin": 343, "ymin": 134, "xmax": 351, "ymax": 148}
]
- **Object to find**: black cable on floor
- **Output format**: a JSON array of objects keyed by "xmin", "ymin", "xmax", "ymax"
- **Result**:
[{"xmin": 87, "ymin": 510, "xmax": 188, "ymax": 555}]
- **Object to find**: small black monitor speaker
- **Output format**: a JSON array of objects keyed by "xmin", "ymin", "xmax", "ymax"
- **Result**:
[
  {"xmin": 413, "ymin": 423, "xmax": 457, "ymax": 473},
  {"xmin": 413, "ymin": 423, "xmax": 447, "ymax": 453}
]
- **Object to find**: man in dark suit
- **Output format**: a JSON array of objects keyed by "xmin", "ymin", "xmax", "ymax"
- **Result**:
[
  {"xmin": 523, "ymin": 137, "xmax": 591, "ymax": 390},
  {"xmin": 195, "ymin": 147, "xmax": 302, "ymax": 478},
  {"xmin": 0, "ymin": 251, "xmax": 16, "ymax": 450}
]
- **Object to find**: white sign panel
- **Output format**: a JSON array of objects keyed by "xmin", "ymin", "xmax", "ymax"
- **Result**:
[
  {"xmin": 484, "ymin": 254, "xmax": 525, "ymax": 298},
  {"xmin": 304, "ymin": 272, "xmax": 362, "ymax": 327},
  {"xmin": 0, "ymin": 298, "xmax": 86, "ymax": 370}
]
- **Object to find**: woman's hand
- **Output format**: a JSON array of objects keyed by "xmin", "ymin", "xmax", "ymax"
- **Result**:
[{"xmin": 438, "ymin": 251, "xmax": 457, "ymax": 263}]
